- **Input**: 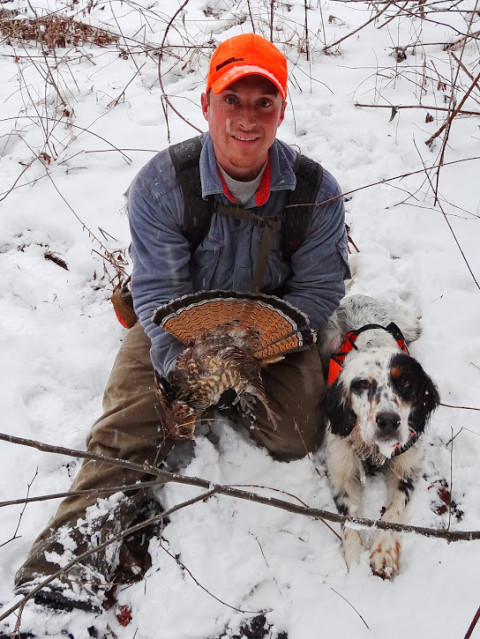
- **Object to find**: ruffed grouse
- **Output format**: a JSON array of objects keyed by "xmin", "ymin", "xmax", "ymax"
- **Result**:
[{"xmin": 152, "ymin": 290, "xmax": 316, "ymax": 439}]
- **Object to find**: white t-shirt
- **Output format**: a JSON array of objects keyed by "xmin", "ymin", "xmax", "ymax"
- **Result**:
[{"xmin": 217, "ymin": 163, "xmax": 267, "ymax": 205}]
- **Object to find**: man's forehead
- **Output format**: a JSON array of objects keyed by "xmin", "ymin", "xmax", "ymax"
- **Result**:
[{"xmin": 221, "ymin": 75, "xmax": 280, "ymax": 95}]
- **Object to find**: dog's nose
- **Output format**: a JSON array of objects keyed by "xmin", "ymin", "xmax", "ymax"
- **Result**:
[{"xmin": 376, "ymin": 411, "xmax": 401, "ymax": 436}]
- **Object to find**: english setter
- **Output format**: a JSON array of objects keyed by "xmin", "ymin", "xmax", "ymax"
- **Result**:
[{"xmin": 319, "ymin": 295, "xmax": 440, "ymax": 579}]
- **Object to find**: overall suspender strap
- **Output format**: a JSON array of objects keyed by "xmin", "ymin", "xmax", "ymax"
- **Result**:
[{"xmin": 215, "ymin": 204, "xmax": 282, "ymax": 293}]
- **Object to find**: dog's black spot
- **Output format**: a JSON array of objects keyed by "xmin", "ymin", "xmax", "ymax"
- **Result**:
[
  {"xmin": 390, "ymin": 353, "xmax": 440, "ymax": 434},
  {"xmin": 323, "ymin": 379, "xmax": 357, "ymax": 437},
  {"xmin": 399, "ymin": 477, "xmax": 415, "ymax": 503},
  {"xmin": 351, "ymin": 377, "xmax": 370, "ymax": 395},
  {"xmin": 390, "ymin": 354, "xmax": 418, "ymax": 399},
  {"xmin": 364, "ymin": 459, "xmax": 383, "ymax": 475},
  {"xmin": 333, "ymin": 490, "xmax": 350, "ymax": 516},
  {"xmin": 390, "ymin": 354, "xmax": 439, "ymax": 403}
]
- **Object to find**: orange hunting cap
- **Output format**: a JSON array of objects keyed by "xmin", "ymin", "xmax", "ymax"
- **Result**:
[{"xmin": 206, "ymin": 33, "xmax": 288, "ymax": 100}]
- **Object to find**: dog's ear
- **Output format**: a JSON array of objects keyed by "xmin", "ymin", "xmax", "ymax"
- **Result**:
[
  {"xmin": 410, "ymin": 370, "xmax": 440, "ymax": 433},
  {"xmin": 323, "ymin": 380, "xmax": 357, "ymax": 438},
  {"xmin": 390, "ymin": 353, "xmax": 440, "ymax": 434}
]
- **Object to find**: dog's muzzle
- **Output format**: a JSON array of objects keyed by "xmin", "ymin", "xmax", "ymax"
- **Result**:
[{"xmin": 376, "ymin": 411, "xmax": 401, "ymax": 440}]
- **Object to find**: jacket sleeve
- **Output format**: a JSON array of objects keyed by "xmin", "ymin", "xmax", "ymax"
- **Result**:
[
  {"xmin": 283, "ymin": 167, "xmax": 350, "ymax": 331},
  {"xmin": 127, "ymin": 154, "xmax": 192, "ymax": 377}
]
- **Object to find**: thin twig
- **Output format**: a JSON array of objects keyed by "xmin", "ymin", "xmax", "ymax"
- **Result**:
[
  {"xmin": 329, "ymin": 586, "xmax": 370, "ymax": 629},
  {"xmin": 0, "ymin": 115, "xmax": 132, "ymax": 165},
  {"xmin": 106, "ymin": 62, "xmax": 146, "ymax": 109},
  {"xmin": 246, "ymin": 0, "xmax": 256, "ymax": 33},
  {"xmin": 0, "ymin": 479, "xmax": 167, "ymax": 509},
  {"xmin": 159, "ymin": 540, "xmax": 262, "ymax": 615},
  {"xmin": 42, "ymin": 166, "xmax": 128, "ymax": 279},
  {"xmin": 0, "ymin": 469, "xmax": 38, "ymax": 549},
  {"xmin": 430, "ymin": 0, "xmax": 480, "ymax": 198},
  {"xmin": 0, "ymin": 489, "xmax": 217, "ymax": 624},
  {"xmin": 445, "ymin": 28, "xmax": 480, "ymax": 52},
  {"xmin": 440, "ymin": 402, "xmax": 480, "ymax": 412},
  {"xmin": 355, "ymin": 102, "xmax": 480, "ymax": 117},
  {"xmin": 464, "ymin": 602, "xmax": 480, "ymax": 639},
  {"xmin": 270, "ymin": 0, "xmax": 275, "ymax": 42},
  {"xmin": 447, "ymin": 428, "xmax": 454, "ymax": 531},
  {"xmin": 323, "ymin": 1, "xmax": 392, "ymax": 51},
  {"xmin": 157, "ymin": 0, "xmax": 197, "ymax": 142},
  {"xmin": 413, "ymin": 139, "xmax": 480, "ymax": 291},
  {"xmin": 1, "ymin": 431, "xmax": 480, "ymax": 542},
  {"xmin": 284, "ymin": 155, "xmax": 480, "ymax": 212},
  {"xmin": 303, "ymin": 0, "xmax": 310, "ymax": 61},
  {"xmin": 425, "ymin": 70, "xmax": 480, "ymax": 147}
]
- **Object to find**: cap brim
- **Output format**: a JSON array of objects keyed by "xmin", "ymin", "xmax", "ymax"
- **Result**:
[{"xmin": 211, "ymin": 65, "xmax": 287, "ymax": 100}]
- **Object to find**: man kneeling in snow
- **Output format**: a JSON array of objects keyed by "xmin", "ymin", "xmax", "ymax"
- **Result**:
[{"xmin": 9, "ymin": 32, "xmax": 349, "ymax": 637}]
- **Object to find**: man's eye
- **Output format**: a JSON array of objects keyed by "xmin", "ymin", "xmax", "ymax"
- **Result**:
[
  {"xmin": 351, "ymin": 379, "xmax": 370, "ymax": 393},
  {"xmin": 258, "ymin": 98, "xmax": 272, "ymax": 108},
  {"xmin": 224, "ymin": 95, "xmax": 238, "ymax": 105}
]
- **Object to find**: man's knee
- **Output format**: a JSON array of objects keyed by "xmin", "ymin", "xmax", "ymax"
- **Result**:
[{"xmin": 250, "ymin": 416, "xmax": 325, "ymax": 461}]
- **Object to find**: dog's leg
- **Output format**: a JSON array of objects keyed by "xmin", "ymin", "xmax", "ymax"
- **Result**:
[
  {"xmin": 325, "ymin": 435, "xmax": 365, "ymax": 569},
  {"xmin": 369, "ymin": 446, "xmax": 424, "ymax": 579}
]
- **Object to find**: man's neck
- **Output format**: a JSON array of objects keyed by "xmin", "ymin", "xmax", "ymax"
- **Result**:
[{"xmin": 217, "ymin": 162, "xmax": 267, "ymax": 206}]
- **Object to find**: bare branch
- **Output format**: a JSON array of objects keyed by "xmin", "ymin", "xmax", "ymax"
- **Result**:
[
  {"xmin": 464, "ymin": 602, "xmax": 480, "ymax": 639},
  {"xmin": 159, "ymin": 541, "xmax": 262, "ymax": 615},
  {"xmin": 355, "ymin": 103, "xmax": 480, "ymax": 117},
  {"xmin": 440, "ymin": 402, "xmax": 480, "ymax": 412},
  {"xmin": 42, "ymin": 165, "xmax": 128, "ymax": 283},
  {"xmin": 0, "ymin": 489, "xmax": 217, "ymax": 624},
  {"xmin": 0, "ymin": 115, "xmax": 133, "ymax": 164},
  {"xmin": 156, "ymin": 0, "xmax": 203, "ymax": 142},
  {"xmin": 0, "ymin": 469, "xmax": 38, "ymax": 549},
  {"xmin": 1, "ymin": 431, "xmax": 480, "ymax": 543},
  {"xmin": 323, "ymin": 2, "xmax": 393, "ymax": 51},
  {"xmin": 425, "ymin": 71, "xmax": 480, "ymax": 147},
  {"xmin": 413, "ymin": 140, "xmax": 480, "ymax": 292},
  {"xmin": 0, "ymin": 479, "xmax": 167, "ymax": 509},
  {"xmin": 285, "ymin": 155, "xmax": 480, "ymax": 212}
]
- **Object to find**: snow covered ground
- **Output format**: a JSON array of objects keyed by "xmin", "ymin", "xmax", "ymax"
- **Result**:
[{"xmin": 1, "ymin": 0, "xmax": 480, "ymax": 637}]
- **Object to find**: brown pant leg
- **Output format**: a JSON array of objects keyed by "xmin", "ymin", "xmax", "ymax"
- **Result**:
[
  {"xmin": 14, "ymin": 323, "xmax": 173, "ymax": 596},
  {"xmin": 14, "ymin": 330, "xmax": 324, "ymax": 598},
  {"xmin": 238, "ymin": 343, "xmax": 326, "ymax": 461}
]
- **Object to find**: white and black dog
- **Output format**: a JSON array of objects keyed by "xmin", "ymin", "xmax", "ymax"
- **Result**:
[{"xmin": 319, "ymin": 295, "xmax": 440, "ymax": 579}]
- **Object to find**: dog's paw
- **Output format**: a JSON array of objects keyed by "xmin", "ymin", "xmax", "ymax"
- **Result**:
[
  {"xmin": 369, "ymin": 530, "xmax": 401, "ymax": 579},
  {"xmin": 343, "ymin": 528, "xmax": 364, "ymax": 569}
]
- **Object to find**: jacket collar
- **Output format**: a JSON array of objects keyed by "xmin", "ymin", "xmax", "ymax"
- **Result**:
[{"xmin": 198, "ymin": 132, "xmax": 297, "ymax": 206}]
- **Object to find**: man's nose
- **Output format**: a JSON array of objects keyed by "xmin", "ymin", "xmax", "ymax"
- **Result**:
[{"xmin": 237, "ymin": 105, "xmax": 257, "ymax": 128}]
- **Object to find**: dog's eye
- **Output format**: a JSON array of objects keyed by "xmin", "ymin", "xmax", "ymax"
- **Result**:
[
  {"xmin": 395, "ymin": 373, "xmax": 412, "ymax": 390},
  {"xmin": 351, "ymin": 379, "xmax": 371, "ymax": 394}
]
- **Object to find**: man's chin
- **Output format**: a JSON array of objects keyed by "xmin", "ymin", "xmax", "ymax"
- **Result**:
[{"xmin": 223, "ymin": 157, "xmax": 265, "ymax": 181}]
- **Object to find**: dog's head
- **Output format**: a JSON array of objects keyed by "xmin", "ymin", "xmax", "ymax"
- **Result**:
[{"xmin": 324, "ymin": 350, "xmax": 440, "ymax": 457}]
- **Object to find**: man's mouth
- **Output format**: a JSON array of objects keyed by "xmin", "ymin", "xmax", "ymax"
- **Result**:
[{"xmin": 232, "ymin": 134, "xmax": 260, "ymax": 142}]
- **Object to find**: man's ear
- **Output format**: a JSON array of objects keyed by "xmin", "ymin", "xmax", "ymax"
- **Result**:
[
  {"xmin": 201, "ymin": 92, "xmax": 210, "ymax": 121},
  {"xmin": 323, "ymin": 380, "xmax": 356, "ymax": 438},
  {"xmin": 278, "ymin": 100, "xmax": 287, "ymax": 126}
]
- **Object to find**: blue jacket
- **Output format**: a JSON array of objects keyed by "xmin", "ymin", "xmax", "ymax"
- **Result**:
[{"xmin": 128, "ymin": 132, "xmax": 350, "ymax": 377}]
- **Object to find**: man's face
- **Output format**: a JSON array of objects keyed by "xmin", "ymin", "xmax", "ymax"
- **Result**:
[{"xmin": 201, "ymin": 75, "xmax": 286, "ymax": 181}]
